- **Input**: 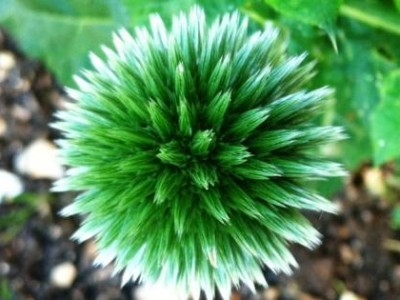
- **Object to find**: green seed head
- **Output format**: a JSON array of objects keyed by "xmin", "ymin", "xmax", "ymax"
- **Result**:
[{"xmin": 54, "ymin": 6, "xmax": 346, "ymax": 300}]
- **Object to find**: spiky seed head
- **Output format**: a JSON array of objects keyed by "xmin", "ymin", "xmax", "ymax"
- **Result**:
[{"xmin": 54, "ymin": 6, "xmax": 346, "ymax": 300}]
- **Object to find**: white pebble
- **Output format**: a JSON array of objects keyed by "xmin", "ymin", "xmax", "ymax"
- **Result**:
[
  {"xmin": 135, "ymin": 284, "xmax": 185, "ymax": 300},
  {"xmin": 15, "ymin": 139, "xmax": 63, "ymax": 180},
  {"xmin": 50, "ymin": 262, "xmax": 77, "ymax": 288},
  {"xmin": 363, "ymin": 167, "xmax": 385, "ymax": 197},
  {"xmin": 0, "ymin": 118, "xmax": 6, "ymax": 136},
  {"xmin": 0, "ymin": 51, "xmax": 16, "ymax": 70},
  {"xmin": 0, "ymin": 169, "xmax": 23, "ymax": 200},
  {"xmin": 0, "ymin": 262, "xmax": 10, "ymax": 275},
  {"xmin": 340, "ymin": 291, "xmax": 363, "ymax": 300},
  {"xmin": 12, "ymin": 105, "xmax": 31, "ymax": 122}
]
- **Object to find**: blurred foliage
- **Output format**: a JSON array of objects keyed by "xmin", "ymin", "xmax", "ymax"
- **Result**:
[
  {"xmin": 263, "ymin": 0, "xmax": 342, "ymax": 45},
  {"xmin": 0, "ymin": 0, "xmax": 400, "ymax": 194},
  {"xmin": 371, "ymin": 71, "xmax": 400, "ymax": 165},
  {"xmin": 0, "ymin": 0, "xmax": 238, "ymax": 85},
  {"xmin": 0, "ymin": 193, "xmax": 52, "ymax": 242},
  {"xmin": 0, "ymin": 280, "xmax": 13, "ymax": 300}
]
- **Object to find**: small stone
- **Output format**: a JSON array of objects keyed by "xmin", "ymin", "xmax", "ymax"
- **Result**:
[
  {"xmin": 50, "ymin": 262, "xmax": 77, "ymax": 288},
  {"xmin": 339, "ymin": 244, "xmax": 354, "ymax": 264},
  {"xmin": 280, "ymin": 280, "xmax": 300, "ymax": 299},
  {"xmin": 0, "ymin": 51, "xmax": 16, "ymax": 70},
  {"xmin": 363, "ymin": 167, "xmax": 385, "ymax": 196},
  {"xmin": 15, "ymin": 139, "xmax": 63, "ymax": 180},
  {"xmin": 340, "ymin": 291, "xmax": 365, "ymax": 300},
  {"xmin": 392, "ymin": 265, "xmax": 400, "ymax": 285},
  {"xmin": 296, "ymin": 258, "xmax": 333, "ymax": 295},
  {"xmin": 92, "ymin": 264, "xmax": 114, "ymax": 282},
  {"xmin": 360, "ymin": 210, "xmax": 373, "ymax": 224},
  {"xmin": 80, "ymin": 240, "xmax": 98, "ymax": 269},
  {"xmin": 0, "ymin": 169, "xmax": 23, "ymax": 200},
  {"xmin": 12, "ymin": 104, "xmax": 31, "ymax": 122},
  {"xmin": 337, "ymin": 224, "xmax": 350, "ymax": 240},
  {"xmin": 55, "ymin": 95, "xmax": 71, "ymax": 110},
  {"xmin": 0, "ymin": 262, "xmax": 10, "ymax": 275},
  {"xmin": 135, "ymin": 284, "xmax": 184, "ymax": 300},
  {"xmin": 48, "ymin": 225, "xmax": 63, "ymax": 239},
  {"xmin": 14, "ymin": 78, "xmax": 31, "ymax": 93},
  {"xmin": 36, "ymin": 198, "xmax": 52, "ymax": 217},
  {"xmin": 263, "ymin": 287, "xmax": 280, "ymax": 300},
  {"xmin": 0, "ymin": 118, "xmax": 6, "ymax": 136},
  {"xmin": 84, "ymin": 240, "xmax": 98, "ymax": 260}
]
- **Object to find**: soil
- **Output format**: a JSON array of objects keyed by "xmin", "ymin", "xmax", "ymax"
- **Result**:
[{"xmin": 1, "ymin": 28, "xmax": 400, "ymax": 300}]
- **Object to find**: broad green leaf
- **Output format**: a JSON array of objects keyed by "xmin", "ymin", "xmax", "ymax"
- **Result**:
[
  {"xmin": 0, "ymin": 0, "xmax": 206, "ymax": 85},
  {"xmin": 396, "ymin": 0, "xmax": 400, "ymax": 11},
  {"xmin": 241, "ymin": 2, "xmax": 388, "ymax": 185},
  {"xmin": 198, "ymin": 0, "xmax": 244, "ymax": 19},
  {"xmin": 121, "ymin": 0, "xmax": 196, "ymax": 26},
  {"xmin": 241, "ymin": 0, "xmax": 277, "ymax": 27},
  {"xmin": 390, "ymin": 204, "xmax": 400, "ymax": 229},
  {"xmin": 0, "ymin": 0, "xmax": 127, "ymax": 85},
  {"xmin": 264, "ymin": 0, "xmax": 342, "ymax": 38},
  {"xmin": 312, "ymin": 19, "xmax": 380, "ymax": 169},
  {"xmin": 122, "ymin": 0, "xmax": 244, "ymax": 27},
  {"xmin": 371, "ymin": 70, "xmax": 400, "ymax": 165},
  {"xmin": 340, "ymin": 0, "xmax": 400, "ymax": 36}
]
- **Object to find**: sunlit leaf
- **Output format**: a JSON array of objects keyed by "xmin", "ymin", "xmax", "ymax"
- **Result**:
[{"xmin": 371, "ymin": 70, "xmax": 400, "ymax": 164}]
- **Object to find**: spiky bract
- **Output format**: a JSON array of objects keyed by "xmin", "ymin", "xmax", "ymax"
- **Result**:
[{"xmin": 54, "ymin": 6, "xmax": 345, "ymax": 300}]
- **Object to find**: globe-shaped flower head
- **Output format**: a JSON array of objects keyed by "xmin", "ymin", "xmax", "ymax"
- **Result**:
[{"xmin": 54, "ymin": 6, "xmax": 345, "ymax": 300}]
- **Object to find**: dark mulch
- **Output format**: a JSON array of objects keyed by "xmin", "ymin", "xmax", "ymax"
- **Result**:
[{"xmin": 1, "ymin": 28, "xmax": 400, "ymax": 300}]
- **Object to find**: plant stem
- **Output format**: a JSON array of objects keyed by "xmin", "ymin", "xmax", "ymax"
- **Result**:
[{"xmin": 340, "ymin": 1, "xmax": 400, "ymax": 36}]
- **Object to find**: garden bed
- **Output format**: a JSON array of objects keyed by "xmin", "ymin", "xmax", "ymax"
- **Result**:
[{"xmin": 1, "ymin": 28, "xmax": 400, "ymax": 300}]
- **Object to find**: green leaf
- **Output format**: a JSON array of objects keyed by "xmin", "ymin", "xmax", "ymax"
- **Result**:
[
  {"xmin": 216, "ymin": 143, "xmax": 252, "ymax": 166},
  {"xmin": 121, "ymin": 0, "xmax": 197, "ymax": 26},
  {"xmin": 157, "ymin": 141, "xmax": 188, "ymax": 167},
  {"xmin": 309, "ymin": 19, "xmax": 380, "ymax": 169},
  {"xmin": 149, "ymin": 101, "xmax": 173, "ymax": 140},
  {"xmin": 189, "ymin": 163, "xmax": 218, "ymax": 190},
  {"xmin": 204, "ymin": 91, "xmax": 232, "ymax": 131},
  {"xmin": 340, "ymin": 0, "xmax": 400, "ymax": 36},
  {"xmin": 154, "ymin": 168, "xmax": 184, "ymax": 204},
  {"xmin": 178, "ymin": 96, "xmax": 193, "ymax": 137},
  {"xmin": 396, "ymin": 0, "xmax": 400, "ymax": 11},
  {"xmin": 190, "ymin": 130, "xmax": 216, "ymax": 156},
  {"xmin": 172, "ymin": 192, "xmax": 193, "ymax": 236},
  {"xmin": 224, "ymin": 178, "xmax": 262, "ymax": 219},
  {"xmin": 225, "ymin": 107, "xmax": 270, "ymax": 140},
  {"xmin": 232, "ymin": 159, "xmax": 282, "ymax": 180},
  {"xmin": 264, "ymin": 0, "xmax": 342, "ymax": 38},
  {"xmin": 0, "ymin": 0, "xmax": 199, "ymax": 85},
  {"xmin": 198, "ymin": 0, "xmax": 244, "ymax": 19},
  {"xmin": 198, "ymin": 188, "xmax": 230, "ymax": 223},
  {"xmin": 371, "ymin": 70, "xmax": 400, "ymax": 165},
  {"xmin": 0, "ymin": 0, "xmax": 126, "ymax": 85},
  {"xmin": 390, "ymin": 204, "xmax": 400, "ymax": 229}
]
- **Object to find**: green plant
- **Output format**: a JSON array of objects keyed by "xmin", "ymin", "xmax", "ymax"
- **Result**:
[
  {"xmin": 54, "ymin": 6, "xmax": 345, "ymax": 299},
  {"xmin": 244, "ymin": 0, "xmax": 400, "ymax": 172},
  {"xmin": 0, "ymin": 0, "xmax": 237, "ymax": 85},
  {"xmin": 0, "ymin": 280, "xmax": 13, "ymax": 300},
  {"xmin": 2, "ymin": 0, "xmax": 400, "ymax": 181}
]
